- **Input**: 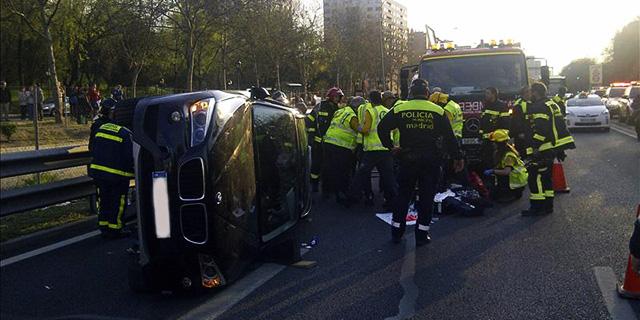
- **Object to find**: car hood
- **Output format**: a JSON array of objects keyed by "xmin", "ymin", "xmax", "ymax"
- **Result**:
[{"xmin": 568, "ymin": 105, "xmax": 606, "ymax": 115}]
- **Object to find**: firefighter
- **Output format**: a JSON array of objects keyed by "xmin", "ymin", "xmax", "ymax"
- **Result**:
[
  {"xmin": 306, "ymin": 87, "xmax": 344, "ymax": 192},
  {"xmin": 522, "ymin": 82, "xmax": 575, "ymax": 216},
  {"xmin": 351, "ymin": 96, "xmax": 374, "ymax": 206},
  {"xmin": 88, "ymin": 103, "xmax": 134, "ymax": 238},
  {"xmin": 322, "ymin": 97, "xmax": 359, "ymax": 205},
  {"xmin": 552, "ymin": 87, "xmax": 568, "ymax": 116},
  {"xmin": 429, "ymin": 91, "xmax": 463, "ymax": 140},
  {"xmin": 483, "ymin": 129, "xmax": 528, "ymax": 202},
  {"xmin": 511, "ymin": 86, "xmax": 532, "ymax": 156},
  {"xmin": 349, "ymin": 91, "xmax": 396, "ymax": 209},
  {"xmin": 480, "ymin": 87, "xmax": 510, "ymax": 169},
  {"xmin": 378, "ymin": 79, "xmax": 464, "ymax": 245},
  {"xmin": 89, "ymin": 99, "xmax": 116, "ymax": 153}
]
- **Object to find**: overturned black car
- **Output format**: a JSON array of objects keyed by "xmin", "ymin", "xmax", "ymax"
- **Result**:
[{"xmin": 114, "ymin": 89, "xmax": 311, "ymax": 292}]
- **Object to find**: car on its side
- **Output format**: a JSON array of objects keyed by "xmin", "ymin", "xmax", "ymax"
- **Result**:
[
  {"xmin": 620, "ymin": 85, "xmax": 640, "ymax": 124},
  {"xmin": 566, "ymin": 94, "xmax": 610, "ymax": 132},
  {"xmin": 604, "ymin": 86, "xmax": 629, "ymax": 117}
]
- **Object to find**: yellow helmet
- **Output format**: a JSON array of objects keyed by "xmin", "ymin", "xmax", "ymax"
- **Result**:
[
  {"xmin": 489, "ymin": 129, "xmax": 510, "ymax": 142},
  {"xmin": 429, "ymin": 92, "xmax": 448, "ymax": 105}
]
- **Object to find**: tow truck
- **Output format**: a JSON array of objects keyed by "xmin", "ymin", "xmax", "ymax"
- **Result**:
[{"xmin": 400, "ymin": 40, "xmax": 542, "ymax": 167}]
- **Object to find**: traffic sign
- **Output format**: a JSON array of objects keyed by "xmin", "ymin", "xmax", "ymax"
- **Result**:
[{"xmin": 589, "ymin": 65, "xmax": 603, "ymax": 85}]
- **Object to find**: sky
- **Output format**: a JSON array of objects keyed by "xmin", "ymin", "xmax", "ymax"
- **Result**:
[{"xmin": 306, "ymin": 0, "xmax": 639, "ymax": 74}]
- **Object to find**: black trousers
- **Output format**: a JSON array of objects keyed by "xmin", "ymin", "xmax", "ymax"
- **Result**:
[
  {"xmin": 491, "ymin": 175, "xmax": 524, "ymax": 201},
  {"xmin": 393, "ymin": 156, "xmax": 440, "ymax": 233},
  {"xmin": 350, "ymin": 151, "xmax": 396, "ymax": 202},
  {"xmin": 322, "ymin": 143, "xmax": 354, "ymax": 198},
  {"xmin": 527, "ymin": 157, "xmax": 554, "ymax": 210},
  {"xmin": 310, "ymin": 140, "xmax": 323, "ymax": 184},
  {"xmin": 95, "ymin": 179, "xmax": 129, "ymax": 230}
]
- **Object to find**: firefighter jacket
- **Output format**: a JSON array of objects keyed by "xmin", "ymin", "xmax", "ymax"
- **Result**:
[
  {"xmin": 552, "ymin": 95, "xmax": 567, "ymax": 116},
  {"xmin": 443, "ymin": 100, "xmax": 463, "ymax": 138},
  {"xmin": 480, "ymin": 99, "xmax": 510, "ymax": 139},
  {"xmin": 306, "ymin": 100, "xmax": 339, "ymax": 143},
  {"xmin": 88, "ymin": 122, "xmax": 134, "ymax": 182},
  {"xmin": 524, "ymin": 99, "xmax": 575, "ymax": 157},
  {"xmin": 510, "ymin": 98, "xmax": 531, "ymax": 154},
  {"xmin": 377, "ymin": 98, "xmax": 462, "ymax": 160}
]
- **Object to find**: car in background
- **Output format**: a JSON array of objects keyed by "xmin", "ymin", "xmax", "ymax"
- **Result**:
[
  {"xmin": 566, "ymin": 93, "xmax": 610, "ymax": 132},
  {"xmin": 42, "ymin": 97, "xmax": 71, "ymax": 117},
  {"xmin": 604, "ymin": 84, "xmax": 630, "ymax": 118},
  {"xmin": 620, "ymin": 85, "xmax": 640, "ymax": 124}
]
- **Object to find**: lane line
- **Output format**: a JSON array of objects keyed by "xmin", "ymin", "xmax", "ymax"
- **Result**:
[
  {"xmin": 178, "ymin": 248, "xmax": 310, "ymax": 320},
  {"xmin": 385, "ymin": 234, "xmax": 418, "ymax": 320},
  {"xmin": 593, "ymin": 266, "xmax": 638, "ymax": 320},
  {"xmin": 610, "ymin": 124, "xmax": 637, "ymax": 139},
  {"xmin": 0, "ymin": 230, "xmax": 101, "ymax": 268}
]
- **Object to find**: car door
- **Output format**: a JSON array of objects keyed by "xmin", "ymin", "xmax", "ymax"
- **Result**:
[{"xmin": 252, "ymin": 104, "xmax": 299, "ymax": 242}]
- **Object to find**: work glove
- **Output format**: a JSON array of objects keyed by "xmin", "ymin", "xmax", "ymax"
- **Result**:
[
  {"xmin": 483, "ymin": 169, "xmax": 494, "ymax": 177},
  {"xmin": 556, "ymin": 150, "xmax": 567, "ymax": 162}
]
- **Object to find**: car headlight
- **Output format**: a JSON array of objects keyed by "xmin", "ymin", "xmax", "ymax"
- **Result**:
[
  {"xmin": 601, "ymin": 109, "xmax": 609, "ymax": 115},
  {"xmin": 187, "ymin": 98, "xmax": 215, "ymax": 147}
]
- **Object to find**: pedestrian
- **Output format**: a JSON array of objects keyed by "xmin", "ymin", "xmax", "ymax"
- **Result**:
[
  {"xmin": 33, "ymin": 83, "xmax": 44, "ymax": 121},
  {"xmin": 322, "ymin": 95, "xmax": 359, "ymax": 205},
  {"xmin": 18, "ymin": 86, "xmax": 29, "ymax": 120},
  {"xmin": 521, "ymin": 82, "xmax": 574, "ymax": 216},
  {"xmin": 483, "ymin": 129, "xmax": 528, "ymax": 202},
  {"xmin": 306, "ymin": 87, "xmax": 343, "ymax": 192},
  {"xmin": 88, "ymin": 83, "xmax": 101, "ymax": 117},
  {"xmin": 111, "ymin": 85, "xmax": 124, "ymax": 101},
  {"xmin": 480, "ymin": 87, "xmax": 510, "ymax": 169},
  {"xmin": 88, "ymin": 100, "xmax": 134, "ymax": 238},
  {"xmin": 349, "ymin": 91, "xmax": 397, "ymax": 210},
  {"xmin": 378, "ymin": 79, "xmax": 464, "ymax": 245},
  {"xmin": 26, "ymin": 85, "xmax": 35, "ymax": 120},
  {"xmin": 0, "ymin": 81, "xmax": 11, "ymax": 121}
]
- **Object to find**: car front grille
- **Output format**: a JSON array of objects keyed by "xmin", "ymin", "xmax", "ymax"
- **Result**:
[
  {"xmin": 179, "ymin": 158, "xmax": 205, "ymax": 200},
  {"xmin": 180, "ymin": 204, "xmax": 208, "ymax": 244}
]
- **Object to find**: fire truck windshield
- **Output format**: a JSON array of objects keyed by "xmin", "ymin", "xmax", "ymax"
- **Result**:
[{"xmin": 420, "ymin": 53, "xmax": 528, "ymax": 96}]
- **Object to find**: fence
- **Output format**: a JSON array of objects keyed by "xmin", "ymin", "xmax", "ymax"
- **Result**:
[{"xmin": 0, "ymin": 145, "xmax": 96, "ymax": 217}]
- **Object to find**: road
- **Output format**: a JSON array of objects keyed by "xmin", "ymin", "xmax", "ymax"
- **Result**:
[{"xmin": 1, "ymin": 123, "xmax": 639, "ymax": 320}]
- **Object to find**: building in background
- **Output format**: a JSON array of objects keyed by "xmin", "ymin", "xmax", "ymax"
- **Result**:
[
  {"xmin": 408, "ymin": 30, "xmax": 427, "ymax": 63},
  {"xmin": 323, "ymin": 0, "xmax": 408, "ymax": 92}
]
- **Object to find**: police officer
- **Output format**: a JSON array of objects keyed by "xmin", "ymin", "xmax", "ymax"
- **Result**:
[
  {"xmin": 88, "ymin": 103, "xmax": 134, "ymax": 238},
  {"xmin": 349, "ymin": 91, "xmax": 396, "ymax": 209},
  {"xmin": 522, "ymin": 82, "xmax": 575, "ymax": 216},
  {"xmin": 378, "ymin": 79, "xmax": 464, "ymax": 245},
  {"xmin": 552, "ymin": 87, "xmax": 568, "ymax": 116},
  {"xmin": 480, "ymin": 87, "xmax": 510, "ymax": 169},
  {"xmin": 322, "ymin": 97, "xmax": 359, "ymax": 204},
  {"xmin": 307, "ymin": 87, "xmax": 344, "ymax": 192}
]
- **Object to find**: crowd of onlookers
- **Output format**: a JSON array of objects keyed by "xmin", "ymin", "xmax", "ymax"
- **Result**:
[{"xmin": 0, "ymin": 80, "xmax": 126, "ymax": 122}]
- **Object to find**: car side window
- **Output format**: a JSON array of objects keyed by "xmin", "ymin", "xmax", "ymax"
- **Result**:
[{"xmin": 252, "ymin": 105, "xmax": 298, "ymax": 236}]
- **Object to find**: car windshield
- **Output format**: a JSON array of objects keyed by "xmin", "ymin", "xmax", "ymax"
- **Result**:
[
  {"xmin": 419, "ymin": 53, "xmax": 527, "ymax": 95},
  {"xmin": 626, "ymin": 87, "xmax": 640, "ymax": 98},
  {"xmin": 607, "ymin": 87, "xmax": 626, "ymax": 98},
  {"xmin": 567, "ymin": 97, "xmax": 604, "ymax": 107}
]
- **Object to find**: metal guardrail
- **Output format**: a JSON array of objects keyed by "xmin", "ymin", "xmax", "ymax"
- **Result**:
[{"xmin": 0, "ymin": 146, "xmax": 96, "ymax": 217}]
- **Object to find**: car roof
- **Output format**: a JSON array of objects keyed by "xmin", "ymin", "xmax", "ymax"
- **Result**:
[{"xmin": 571, "ymin": 94, "xmax": 601, "ymax": 100}]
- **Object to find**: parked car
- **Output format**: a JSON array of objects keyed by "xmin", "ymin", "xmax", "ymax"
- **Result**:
[
  {"xmin": 620, "ymin": 86, "xmax": 640, "ymax": 124},
  {"xmin": 566, "ymin": 93, "xmax": 610, "ymax": 132},
  {"xmin": 116, "ymin": 89, "xmax": 311, "ymax": 293},
  {"xmin": 604, "ymin": 86, "xmax": 629, "ymax": 117},
  {"xmin": 42, "ymin": 97, "xmax": 71, "ymax": 117}
]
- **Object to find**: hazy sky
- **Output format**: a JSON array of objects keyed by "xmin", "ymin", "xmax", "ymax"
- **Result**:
[
  {"xmin": 307, "ymin": 0, "xmax": 639, "ymax": 73},
  {"xmin": 400, "ymin": 0, "xmax": 638, "ymax": 73}
]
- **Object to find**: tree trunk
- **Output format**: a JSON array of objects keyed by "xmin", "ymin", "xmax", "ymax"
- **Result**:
[
  {"xmin": 42, "ymin": 20, "xmax": 63, "ymax": 123},
  {"xmin": 186, "ymin": 31, "xmax": 195, "ymax": 92},
  {"xmin": 131, "ymin": 64, "xmax": 142, "ymax": 98},
  {"xmin": 276, "ymin": 63, "xmax": 281, "ymax": 89}
]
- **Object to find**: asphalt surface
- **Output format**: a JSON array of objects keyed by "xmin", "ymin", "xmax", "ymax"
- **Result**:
[{"xmin": 1, "ymin": 123, "xmax": 638, "ymax": 320}]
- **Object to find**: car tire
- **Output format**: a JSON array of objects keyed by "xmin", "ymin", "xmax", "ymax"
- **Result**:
[{"xmin": 603, "ymin": 127, "xmax": 610, "ymax": 132}]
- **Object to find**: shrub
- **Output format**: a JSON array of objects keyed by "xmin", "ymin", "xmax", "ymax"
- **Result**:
[{"xmin": 0, "ymin": 122, "xmax": 17, "ymax": 141}]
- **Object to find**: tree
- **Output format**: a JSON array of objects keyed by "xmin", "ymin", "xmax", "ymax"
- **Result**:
[
  {"xmin": 603, "ymin": 18, "xmax": 639, "ymax": 83},
  {"xmin": 560, "ymin": 58, "xmax": 596, "ymax": 92},
  {"xmin": 7, "ymin": 0, "xmax": 65, "ymax": 123}
]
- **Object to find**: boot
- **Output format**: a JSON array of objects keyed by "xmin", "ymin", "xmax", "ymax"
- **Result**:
[
  {"xmin": 391, "ymin": 224, "xmax": 405, "ymax": 244},
  {"xmin": 545, "ymin": 198, "xmax": 554, "ymax": 214},
  {"xmin": 415, "ymin": 228, "xmax": 432, "ymax": 246},
  {"xmin": 521, "ymin": 201, "xmax": 548, "ymax": 216}
]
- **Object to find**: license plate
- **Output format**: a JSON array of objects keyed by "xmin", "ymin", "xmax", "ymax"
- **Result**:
[
  {"xmin": 152, "ymin": 171, "xmax": 171, "ymax": 238},
  {"xmin": 580, "ymin": 118, "xmax": 597, "ymax": 122},
  {"xmin": 462, "ymin": 138, "xmax": 481, "ymax": 145}
]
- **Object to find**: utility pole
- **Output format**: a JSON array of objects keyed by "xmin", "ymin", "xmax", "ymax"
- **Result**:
[{"xmin": 380, "ymin": 17, "xmax": 386, "ymax": 91}]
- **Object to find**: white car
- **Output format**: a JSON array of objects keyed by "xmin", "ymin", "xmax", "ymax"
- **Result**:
[{"xmin": 566, "ymin": 94, "xmax": 610, "ymax": 131}]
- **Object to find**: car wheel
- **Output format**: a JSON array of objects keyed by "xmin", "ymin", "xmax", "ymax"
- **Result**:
[{"xmin": 603, "ymin": 127, "xmax": 610, "ymax": 132}]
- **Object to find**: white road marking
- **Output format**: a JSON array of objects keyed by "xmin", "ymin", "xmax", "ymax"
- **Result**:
[
  {"xmin": 593, "ymin": 266, "xmax": 638, "ymax": 320},
  {"xmin": 385, "ymin": 233, "xmax": 418, "ymax": 320},
  {"xmin": 610, "ymin": 123, "xmax": 637, "ymax": 139},
  {"xmin": 178, "ymin": 248, "xmax": 310, "ymax": 320},
  {"xmin": 0, "ymin": 231, "xmax": 101, "ymax": 268}
]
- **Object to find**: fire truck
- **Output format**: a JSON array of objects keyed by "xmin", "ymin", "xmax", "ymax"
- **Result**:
[{"xmin": 400, "ymin": 40, "xmax": 545, "ymax": 166}]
